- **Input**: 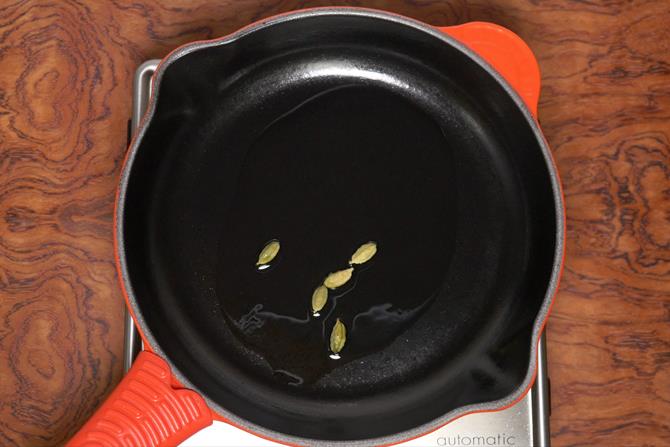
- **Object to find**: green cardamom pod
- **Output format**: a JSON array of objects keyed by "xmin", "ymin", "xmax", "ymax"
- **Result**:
[
  {"xmin": 311, "ymin": 285, "xmax": 328, "ymax": 313},
  {"xmin": 323, "ymin": 267, "xmax": 353, "ymax": 289},
  {"xmin": 256, "ymin": 240, "xmax": 280, "ymax": 267},
  {"xmin": 350, "ymin": 241, "xmax": 377, "ymax": 265},
  {"xmin": 330, "ymin": 318, "xmax": 347, "ymax": 354}
]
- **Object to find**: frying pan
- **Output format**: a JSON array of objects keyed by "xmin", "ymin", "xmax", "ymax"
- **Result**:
[{"xmin": 69, "ymin": 8, "xmax": 564, "ymax": 447}]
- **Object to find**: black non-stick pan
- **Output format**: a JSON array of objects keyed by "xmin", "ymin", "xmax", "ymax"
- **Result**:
[{"xmin": 69, "ymin": 8, "xmax": 564, "ymax": 447}]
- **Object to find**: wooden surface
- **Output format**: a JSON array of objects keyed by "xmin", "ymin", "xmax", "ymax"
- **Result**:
[{"xmin": 0, "ymin": 0, "xmax": 668, "ymax": 445}]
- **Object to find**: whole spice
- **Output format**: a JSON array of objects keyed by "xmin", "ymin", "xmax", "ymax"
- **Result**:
[
  {"xmin": 350, "ymin": 241, "xmax": 377, "ymax": 265},
  {"xmin": 330, "ymin": 318, "xmax": 347, "ymax": 354},
  {"xmin": 256, "ymin": 240, "xmax": 280, "ymax": 267},
  {"xmin": 311, "ymin": 285, "xmax": 328, "ymax": 314},
  {"xmin": 323, "ymin": 267, "xmax": 354, "ymax": 289}
]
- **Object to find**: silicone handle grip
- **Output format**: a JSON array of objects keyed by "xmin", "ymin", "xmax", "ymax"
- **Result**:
[
  {"xmin": 439, "ymin": 22, "xmax": 541, "ymax": 117},
  {"xmin": 67, "ymin": 351, "xmax": 212, "ymax": 447}
]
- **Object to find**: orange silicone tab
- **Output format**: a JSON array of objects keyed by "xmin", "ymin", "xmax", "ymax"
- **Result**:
[
  {"xmin": 67, "ymin": 351, "xmax": 212, "ymax": 447},
  {"xmin": 439, "ymin": 22, "xmax": 541, "ymax": 117}
]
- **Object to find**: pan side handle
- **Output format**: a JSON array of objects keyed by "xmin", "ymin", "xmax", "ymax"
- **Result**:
[
  {"xmin": 439, "ymin": 22, "xmax": 541, "ymax": 118},
  {"xmin": 66, "ymin": 351, "xmax": 213, "ymax": 447}
]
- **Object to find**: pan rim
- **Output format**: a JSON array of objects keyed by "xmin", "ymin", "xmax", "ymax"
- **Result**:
[{"xmin": 115, "ymin": 7, "xmax": 565, "ymax": 446}]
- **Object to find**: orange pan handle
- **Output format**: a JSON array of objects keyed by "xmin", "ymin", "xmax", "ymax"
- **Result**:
[
  {"xmin": 439, "ymin": 22, "xmax": 541, "ymax": 117},
  {"xmin": 66, "ymin": 351, "xmax": 213, "ymax": 447}
]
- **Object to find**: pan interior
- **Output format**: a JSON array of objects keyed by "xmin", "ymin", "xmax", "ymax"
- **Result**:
[{"xmin": 122, "ymin": 14, "xmax": 557, "ymax": 441}]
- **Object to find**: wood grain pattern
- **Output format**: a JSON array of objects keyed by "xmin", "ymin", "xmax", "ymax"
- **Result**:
[{"xmin": 0, "ymin": 1, "xmax": 668, "ymax": 445}]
